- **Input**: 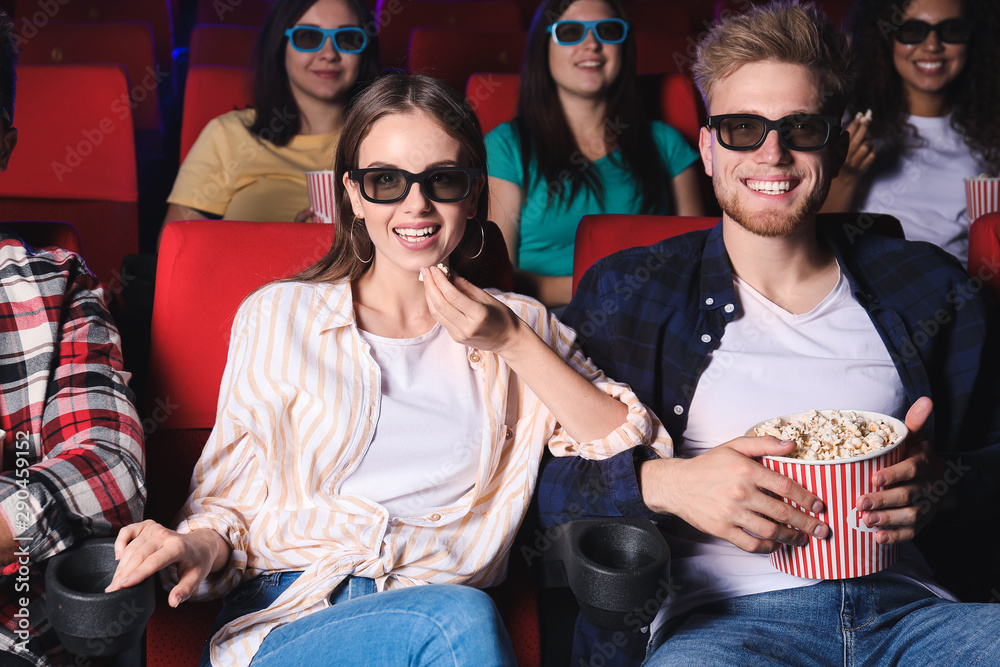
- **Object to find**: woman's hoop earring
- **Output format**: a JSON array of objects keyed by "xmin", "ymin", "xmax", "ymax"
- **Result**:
[
  {"xmin": 350, "ymin": 217, "xmax": 374, "ymax": 264},
  {"xmin": 462, "ymin": 219, "xmax": 485, "ymax": 259}
]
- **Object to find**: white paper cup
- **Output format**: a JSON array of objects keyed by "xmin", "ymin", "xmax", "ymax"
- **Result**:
[
  {"xmin": 305, "ymin": 170, "xmax": 337, "ymax": 225},
  {"xmin": 965, "ymin": 176, "xmax": 1000, "ymax": 226},
  {"xmin": 748, "ymin": 410, "xmax": 907, "ymax": 579}
]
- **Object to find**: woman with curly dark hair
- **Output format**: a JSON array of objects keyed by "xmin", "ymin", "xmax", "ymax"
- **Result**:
[{"xmin": 821, "ymin": 0, "xmax": 1000, "ymax": 265}]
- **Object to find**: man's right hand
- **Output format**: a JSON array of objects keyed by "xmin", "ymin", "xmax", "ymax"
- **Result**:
[{"xmin": 639, "ymin": 436, "xmax": 831, "ymax": 553}]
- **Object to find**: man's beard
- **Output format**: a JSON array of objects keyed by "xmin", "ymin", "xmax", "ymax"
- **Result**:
[{"xmin": 714, "ymin": 174, "xmax": 831, "ymax": 238}]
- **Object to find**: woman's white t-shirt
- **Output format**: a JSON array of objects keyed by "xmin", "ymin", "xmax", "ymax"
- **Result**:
[
  {"xmin": 856, "ymin": 113, "xmax": 982, "ymax": 266},
  {"xmin": 344, "ymin": 324, "xmax": 483, "ymax": 518}
]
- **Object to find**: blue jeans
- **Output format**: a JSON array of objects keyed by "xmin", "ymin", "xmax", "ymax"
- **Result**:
[
  {"xmin": 199, "ymin": 572, "xmax": 517, "ymax": 666},
  {"xmin": 644, "ymin": 579, "xmax": 1000, "ymax": 666}
]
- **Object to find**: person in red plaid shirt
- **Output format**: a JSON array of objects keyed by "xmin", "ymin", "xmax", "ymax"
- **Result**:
[{"xmin": 0, "ymin": 12, "xmax": 146, "ymax": 666}]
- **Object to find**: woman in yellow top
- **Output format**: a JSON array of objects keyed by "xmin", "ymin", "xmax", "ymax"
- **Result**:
[
  {"xmin": 109, "ymin": 74, "xmax": 671, "ymax": 666},
  {"xmin": 164, "ymin": 0, "xmax": 380, "ymax": 224}
]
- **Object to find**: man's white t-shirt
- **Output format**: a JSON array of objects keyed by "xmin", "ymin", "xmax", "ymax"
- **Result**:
[{"xmin": 651, "ymin": 266, "xmax": 949, "ymax": 635}]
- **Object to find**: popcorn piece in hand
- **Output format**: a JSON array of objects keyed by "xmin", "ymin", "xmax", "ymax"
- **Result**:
[{"xmin": 418, "ymin": 263, "xmax": 451, "ymax": 282}]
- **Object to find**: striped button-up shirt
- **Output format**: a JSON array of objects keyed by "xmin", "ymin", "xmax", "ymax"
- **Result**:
[
  {"xmin": 176, "ymin": 280, "xmax": 672, "ymax": 665},
  {"xmin": 0, "ymin": 231, "xmax": 145, "ymax": 665}
]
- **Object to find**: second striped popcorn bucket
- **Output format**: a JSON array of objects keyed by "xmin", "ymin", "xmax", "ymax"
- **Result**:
[{"xmin": 305, "ymin": 170, "xmax": 338, "ymax": 225}]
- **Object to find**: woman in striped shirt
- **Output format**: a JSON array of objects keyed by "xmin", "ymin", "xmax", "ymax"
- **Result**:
[{"xmin": 107, "ymin": 73, "xmax": 671, "ymax": 666}]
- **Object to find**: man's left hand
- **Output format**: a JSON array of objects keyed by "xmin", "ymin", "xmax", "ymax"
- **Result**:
[{"xmin": 858, "ymin": 397, "xmax": 946, "ymax": 544}]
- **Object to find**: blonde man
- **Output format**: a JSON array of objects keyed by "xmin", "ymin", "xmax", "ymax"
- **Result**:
[{"xmin": 540, "ymin": 2, "xmax": 1000, "ymax": 665}]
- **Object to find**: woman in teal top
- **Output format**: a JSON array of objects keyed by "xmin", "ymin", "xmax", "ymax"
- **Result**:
[{"xmin": 486, "ymin": 0, "xmax": 703, "ymax": 307}]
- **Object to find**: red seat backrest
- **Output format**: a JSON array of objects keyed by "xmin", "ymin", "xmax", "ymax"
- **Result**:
[
  {"xmin": 375, "ymin": 0, "xmax": 522, "ymax": 69},
  {"xmin": 0, "ymin": 64, "xmax": 138, "ymax": 287},
  {"xmin": 467, "ymin": 72, "xmax": 520, "ymax": 135},
  {"xmin": 635, "ymin": 31, "xmax": 697, "ymax": 75},
  {"xmin": 1, "ymin": 221, "xmax": 83, "ymax": 255},
  {"xmin": 179, "ymin": 65, "xmax": 254, "ymax": 162},
  {"xmin": 16, "ymin": 20, "xmax": 162, "ymax": 145},
  {"xmin": 189, "ymin": 23, "xmax": 260, "ymax": 67},
  {"xmin": 714, "ymin": 0, "xmax": 851, "ymax": 27},
  {"xmin": 409, "ymin": 28, "xmax": 527, "ymax": 93},
  {"xmin": 150, "ymin": 221, "xmax": 336, "ymax": 430},
  {"xmin": 627, "ymin": 2, "xmax": 692, "ymax": 34},
  {"xmin": 0, "ymin": 65, "xmax": 137, "ymax": 202},
  {"xmin": 573, "ymin": 214, "xmax": 719, "ymax": 294},
  {"xmin": 639, "ymin": 71, "xmax": 702, "ymax": 147},
  {"xmin": 14, "ymin": 0, "xmax": 174, "ymax": 75},
  {"xmin": 196, "ymin": 0, "xmax": 274, "ymax": 26},
  {"xmin": 969, "ymin": 212, "xmax": 1000, "ymax": 299}
]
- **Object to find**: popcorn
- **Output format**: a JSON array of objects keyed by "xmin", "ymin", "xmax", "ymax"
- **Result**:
[
  {"xmin": 753, "ymin": 409, "xmax": 902, "ymax": 461},
  {"xmin": 418, "ymin": 263, "xmax": 451, "ymax": 281},
  {"xmin": 854, "ymin": 108, "xmax": 873, "ymax": 123}
]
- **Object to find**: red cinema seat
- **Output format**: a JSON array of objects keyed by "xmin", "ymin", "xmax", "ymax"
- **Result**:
[
  {"xmin": 197, "ymin": 0, "xmax": 274, "ymax": 26},
  {"xmin": 573, "ymin": 214, "xmax": 719, "ymax": 294},
  {"xmin": 0, "ymin": 221, "xmax": 83, "ymax": 255},
  {"xmin": 466, "ymin": 72, "xmax": 520, "ymax": 135},
  {"xmin": 179, "ymin": 65, "xmax": 254, "ymax": 162},
  {"xmin": 14, "ymin": 0, "xmax": 175, "ymax": 76},
  {"xmin": 969, "ymin": 212, "xmax": 1000, "ymax": 300},
  {"xmin": 0, "ymin": 64, "xmax": 138, "ymax": 290},
  {"xmin": 144, "ymin": 219, "xmax": 532, "ymax": 665},
  {"xmin": 189, "ymin": 23, "xmax": 260, "ymax": 67},
  {"xmin": 818, "ymin": 0, "xmax": 853, "ymax": 26},
  {"xmin": 714, "ymin": 0, "xmax": 851, "ymax": 26},
  {"xmin": 143, "ymin": 220, "xmax": 337, "ymax": 667},
  {"xmin": 375, "ymin": 0, "xmax": 522, "ymax": 69},
  {"xmin": 626, "ymin": 2, "xmax": 692, "ymax": 34},
  {"xmin": 408, "ymin": 27, "xmax": 527, "ymax": 93},
  {"xmin": 638, "ymin": 71, "xmax": 702, "ymax": 146},
  {"xmin": 16, "ymin": 20, "xmax": 163, "ymax": 153},
  {"xmin": 635, "ymin": 31, "xmax": 698, "ymax": 75}
]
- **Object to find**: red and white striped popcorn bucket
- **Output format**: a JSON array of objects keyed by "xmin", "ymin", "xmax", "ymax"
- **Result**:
[
  {"xmin": 965, "ymin": 176, "xmax": 1000, "ymax": 226},
  {"xmin": 305, "ymin": 170, "xmax": 338, "ymax": 225},
  {"xmin": 751, "ymin": 411, "xmax": 907, "ymax": 580}
]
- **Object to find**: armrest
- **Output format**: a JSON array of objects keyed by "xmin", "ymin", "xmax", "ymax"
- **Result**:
[{"xmin": 540, "ymin": 518, "xmax": 671, "ymax": 630}]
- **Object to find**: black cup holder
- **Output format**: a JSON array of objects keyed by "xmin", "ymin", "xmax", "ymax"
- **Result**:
[
  {"xmin": 543, "ymin": 518, "xmax": 671, "ymax": 629},
  {"xmin": 45, "ymin": 537, "xmax": 154, "ymax": 658}
]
